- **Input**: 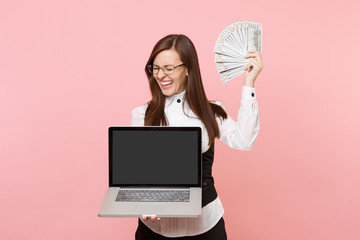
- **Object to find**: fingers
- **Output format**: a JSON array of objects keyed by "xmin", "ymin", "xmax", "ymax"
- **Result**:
[
  {"xmin": 244, "ymin": 65, "xmax": 252, "ymax": 72},
  {"xmin": 244, "ymin": 50, "xmax": 264, "ymax": 72},
  {"xmin": 245, "ymin": 50, "xmax": 262, "ymax": 62},
  {"xmin": 244, "ymin": 50, "xmax": 264, "ymax": 86},
  {"xmin": 247, "ymin": 49, "xmax": 260, "ymax": 54},
  {"xmin": 141, "ymin": 216, "xmax": 161, "ymax": 222},
  {"xmin": 245, "ymin": 58, "xmax": 262, "ymax": 72}
]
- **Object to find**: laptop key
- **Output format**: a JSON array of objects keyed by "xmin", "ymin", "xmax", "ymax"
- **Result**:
[{"xmin": 139, "ymin": 199, "xmax": 160, "ymax": 202}]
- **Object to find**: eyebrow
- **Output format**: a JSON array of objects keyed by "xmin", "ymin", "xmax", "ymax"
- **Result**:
[{"xmin": 152, "ymin": 64, "xmax": 176, "ymax": 67}]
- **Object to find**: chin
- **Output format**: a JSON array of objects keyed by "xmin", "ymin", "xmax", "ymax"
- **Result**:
[
  {"xmin": 159, "ymin": 86, "xmax": 176, "ymax": 97},
  {"xmin": 161, "ymin": 90, "xmax": 175, "ymax": 97}
]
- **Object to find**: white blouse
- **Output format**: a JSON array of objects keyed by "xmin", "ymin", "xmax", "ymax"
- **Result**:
[{"xmin": 130, "ymin": 86, "xmax": 260, "ymax": 237}]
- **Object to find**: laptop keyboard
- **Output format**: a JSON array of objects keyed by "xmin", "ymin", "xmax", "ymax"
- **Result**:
[{"xmin": 116, "ymin": 189, "xmax": 190, "ymax": 202}]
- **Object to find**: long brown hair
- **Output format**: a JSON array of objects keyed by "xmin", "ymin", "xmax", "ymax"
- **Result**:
[{"xmin": 144, "ymin": 34, "xmax": 227, "ymax": 145}]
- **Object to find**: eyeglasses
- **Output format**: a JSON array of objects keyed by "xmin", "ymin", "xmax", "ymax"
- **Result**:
[{"xmin": 147, "ymin": 64, "xmax": 185, "ymax": 75}]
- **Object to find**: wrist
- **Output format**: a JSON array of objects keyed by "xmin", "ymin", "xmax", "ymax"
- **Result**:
[{"xmin": 244, "ymin": 81, "xmax": 254, "ymax": 88}]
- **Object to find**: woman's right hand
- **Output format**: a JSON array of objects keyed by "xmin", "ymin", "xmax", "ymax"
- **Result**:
[{"xmin": 142, "ymin": 216, "xmax": 161, "ymax": 223}]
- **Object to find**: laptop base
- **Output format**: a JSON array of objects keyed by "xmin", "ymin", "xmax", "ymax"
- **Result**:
[{"xmin": 98, "ymin": 187, "xmax": 202, "ymax": 218}]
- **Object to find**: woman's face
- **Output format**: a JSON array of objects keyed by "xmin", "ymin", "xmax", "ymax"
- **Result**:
[{"xmin": 152, "ymin": 49, "xmax": 188, "ymax": 96}]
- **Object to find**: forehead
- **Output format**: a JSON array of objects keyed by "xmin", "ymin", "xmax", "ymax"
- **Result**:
[{"xmin": 153, "ymin": 49, "xmax": 181, "ymax": 65}]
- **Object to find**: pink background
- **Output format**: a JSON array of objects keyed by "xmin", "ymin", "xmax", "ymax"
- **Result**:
[{"xmin": 1, "ymin": 0, "xmax": 360, "ymax": 239}]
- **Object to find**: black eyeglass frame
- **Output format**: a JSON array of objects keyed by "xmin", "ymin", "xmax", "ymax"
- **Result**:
[{"xmin": 147, "ymin": 64, "xmax": 185, "ymax": 75}]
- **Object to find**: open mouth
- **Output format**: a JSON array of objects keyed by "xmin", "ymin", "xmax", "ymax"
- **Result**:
[{"xmin": 160, "ymin": 81, "xmax": 173, "ymax": 89}]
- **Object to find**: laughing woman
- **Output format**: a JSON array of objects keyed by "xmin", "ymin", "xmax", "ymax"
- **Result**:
[{"xmin": 131, "ymin": 34, "xmax": 263, "ymax": 240}]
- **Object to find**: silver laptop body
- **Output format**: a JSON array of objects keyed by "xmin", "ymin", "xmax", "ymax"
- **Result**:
[{"xmin": 98, "ymin": 126, "xmax": 202, "ymax": 218}]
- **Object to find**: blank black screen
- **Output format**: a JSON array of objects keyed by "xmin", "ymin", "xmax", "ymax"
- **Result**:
[{"xmin": 111, "ymin": 129, "xmax": 199, "ymax": 185}]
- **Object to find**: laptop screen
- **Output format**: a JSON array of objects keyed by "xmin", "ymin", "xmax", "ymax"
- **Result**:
[{"xmin": 109, "ymin": 127, "xmax": 202, "ymax": 187}]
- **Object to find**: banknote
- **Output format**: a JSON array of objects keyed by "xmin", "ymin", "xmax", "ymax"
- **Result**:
[{"xmin": 214, "ymin": 21, "xmax": 262, "ymax": 83}]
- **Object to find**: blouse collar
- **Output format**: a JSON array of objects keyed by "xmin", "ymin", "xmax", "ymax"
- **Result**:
[{"xmin": 165, "ymin": 90, "xmax": 186, "ymax": 108}]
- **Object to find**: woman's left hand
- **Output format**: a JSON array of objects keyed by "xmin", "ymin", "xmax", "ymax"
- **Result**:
[{"xmin": 244, "ymin": 50, "xmax": 264, "ymax": 87}]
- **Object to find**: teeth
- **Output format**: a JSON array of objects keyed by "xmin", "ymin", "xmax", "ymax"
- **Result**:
[{"xmin": 161, "ymin": 82, "xmax": 172, "ymax": 86}]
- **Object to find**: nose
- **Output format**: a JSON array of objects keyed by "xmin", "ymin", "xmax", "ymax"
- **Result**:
[{"xmin": 157, "ymin": 68, "xmax": 166, "ymax": 79}]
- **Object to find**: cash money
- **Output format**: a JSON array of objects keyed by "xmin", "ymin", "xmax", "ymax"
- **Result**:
[{"xmin": 214, "ymin": 21, "xmax": 262, "ymax": 83}]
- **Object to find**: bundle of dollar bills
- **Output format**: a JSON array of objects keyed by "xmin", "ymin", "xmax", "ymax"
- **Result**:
[{"xmin": 214, "ymin": 21, "xmax": 262, "ymax": 83}]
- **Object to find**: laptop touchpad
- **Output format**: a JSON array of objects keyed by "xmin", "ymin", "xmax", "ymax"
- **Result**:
[{"xmin": 136, "ymin": 204, "xmax": 167, "ymax": 214}]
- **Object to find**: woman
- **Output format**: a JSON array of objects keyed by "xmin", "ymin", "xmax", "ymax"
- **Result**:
[{"xmin": 131, "ymin": 34, "xmax": 263, "ymax": 239}]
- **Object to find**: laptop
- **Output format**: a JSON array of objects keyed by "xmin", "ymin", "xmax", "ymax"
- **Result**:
[{"xmin": 98, "ymin": 126, "xmax": 202, "ymax": 218}]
